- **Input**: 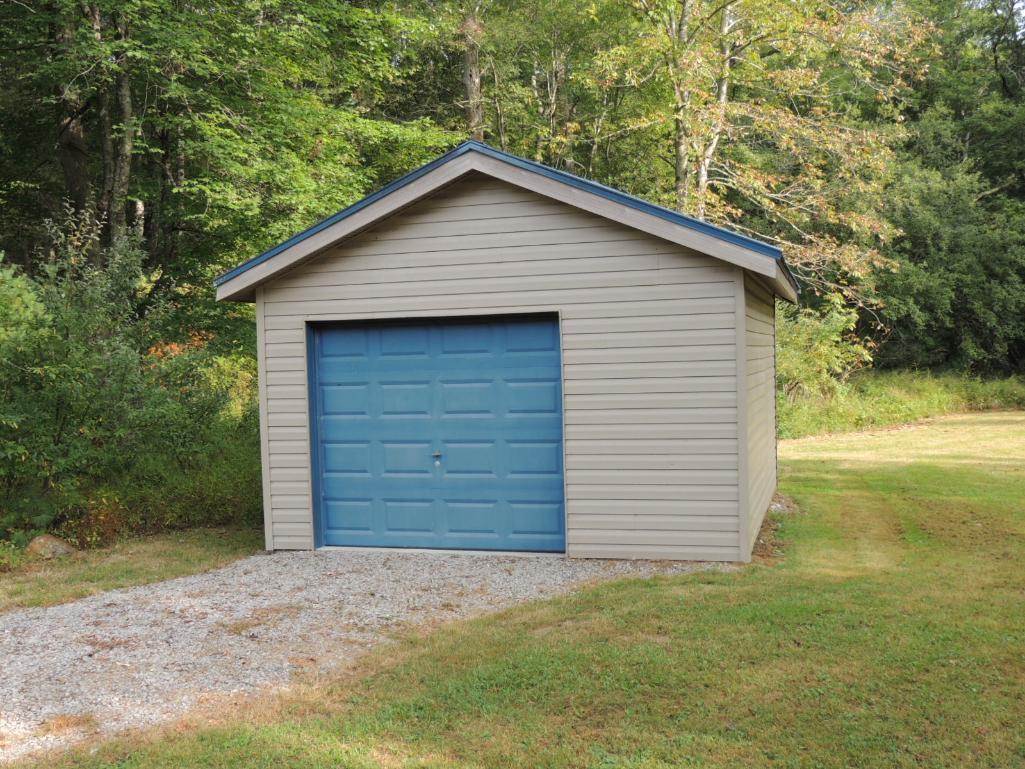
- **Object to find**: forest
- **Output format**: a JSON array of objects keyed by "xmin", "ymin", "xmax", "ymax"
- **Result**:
[{"xmin": 1, "ymin": 0, "xmax": 1024, "ymax": 545}]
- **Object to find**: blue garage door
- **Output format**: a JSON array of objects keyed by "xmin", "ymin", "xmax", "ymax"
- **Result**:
[{"xmin": 309, "ymin": 315, "xmax": 565, "ymax": 552}]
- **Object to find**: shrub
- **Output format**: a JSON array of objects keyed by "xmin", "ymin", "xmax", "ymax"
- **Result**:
[
  {"xmin": 0, "ymin": 540, "xmax": 25, "ymax": 572},
  {"xmin": 0, "ymin": 210, "xmax": 262, "ymax": 544},
  {"xmin": 776, "ymin": 295, "xmax": 872, "ymax": 401}
]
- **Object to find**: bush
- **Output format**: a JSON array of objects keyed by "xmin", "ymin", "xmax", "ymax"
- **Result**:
[
  {"xmin": 0, "ymin": 209, "xmax": 261, "ymax": 545},
  {"xmin": 776, "ymin": 295, "xmax": 872, "ymax": 401},
  {"xmin": 0, "ymin": 540, "xmax": 25, "ymax": 572},
  {"xmin": 778, "ymin": 370, "xmax": 1025, "ymax": 438}
]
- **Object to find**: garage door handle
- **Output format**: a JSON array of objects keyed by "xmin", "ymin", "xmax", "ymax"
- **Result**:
[{"xmin": 432, "ymin": 451, "xmax": 442, "ymax": 458}]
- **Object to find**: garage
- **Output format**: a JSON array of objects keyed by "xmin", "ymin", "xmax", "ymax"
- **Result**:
[
  {"xmin": 309, "ymin": 315, "xmax": 564, "ymax": 551},
  {"xmin": 215, "ymin": 140, "xmax": 798, "ymax": 562}
]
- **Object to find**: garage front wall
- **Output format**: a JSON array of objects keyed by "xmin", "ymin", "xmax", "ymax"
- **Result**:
[{"xmin": 256, "ymin": 173, "xmax": 746, "ymax": 560}]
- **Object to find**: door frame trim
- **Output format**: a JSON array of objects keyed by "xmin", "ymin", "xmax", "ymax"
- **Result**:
[{"xmin": 305, "ymin": 312, "xmax": 567, "ymax": 552}]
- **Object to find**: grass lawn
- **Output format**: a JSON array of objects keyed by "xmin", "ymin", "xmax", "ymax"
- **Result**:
[
  {"xmin": 19, "ymin": 412, "xmax": 1025, "ymax": 768},
  {"xmin": 0, "ymin": 527, "xmax": 263, "ymax": 613}
]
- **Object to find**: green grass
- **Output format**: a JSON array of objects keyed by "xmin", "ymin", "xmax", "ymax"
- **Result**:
[
  {"xmin": 0, "ymin": 527, "xmax": 262, "ymax": 613},
  {"xmin": 778, "ymin": 370, "xmax": 1025, "ymax": 438},
  {"xmin": 18, "ymin": 411, "xmax": 1025, "ymax": 768}
]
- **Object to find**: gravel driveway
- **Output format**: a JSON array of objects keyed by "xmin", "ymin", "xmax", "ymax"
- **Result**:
[{"xmin": 0, "ymin": 548, "xmax": 711, "ymax": 762}]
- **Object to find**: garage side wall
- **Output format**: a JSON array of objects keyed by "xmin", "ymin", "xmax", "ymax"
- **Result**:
[
  {"xmin": 257, "ymin": 174, "xmax": 745, "ymax": 559},
  {"xmin": 742, "ymin": 276, "xmax": 777, "ymax": 552}
]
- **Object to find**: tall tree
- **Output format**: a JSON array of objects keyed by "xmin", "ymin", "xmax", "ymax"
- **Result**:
[
  {"xmin": 628, "ymin": 0, "xmax": 925, "ymax": 298},
  {"xmin": 461, "ymin": 2, "xmax": 487, "ymax": 140}
]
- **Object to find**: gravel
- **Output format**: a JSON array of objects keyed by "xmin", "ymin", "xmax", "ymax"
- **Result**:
[{"xmin": 0, "ymin": 548, "xmax": 715, "ymax": 762}]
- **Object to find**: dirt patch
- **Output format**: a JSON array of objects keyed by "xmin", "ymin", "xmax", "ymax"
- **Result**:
[
  {"xmin": 752, "ymin": 494, "xmax": 796, "ymax": 563},
  {"xmin": 37, "ymin": 714, "xmax": 98, "ymax": 736},
  {"xmin": 77, "ymin": 634, "xmax": 136, "ymax": 652},
  {"xmin": 218, "ymin": 605, "xmax": 301, "ymax": 637}
]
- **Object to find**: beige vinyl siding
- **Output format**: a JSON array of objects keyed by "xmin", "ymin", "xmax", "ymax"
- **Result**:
[
  {"xmin": 257, "ymin": 173, "xmax": 744, "ymax": 560},
  {"xmin": 743, "ymin": 276, "xmax": 777, "ymax": 549}
]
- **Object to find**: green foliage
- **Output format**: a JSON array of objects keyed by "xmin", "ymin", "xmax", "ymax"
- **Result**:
[
  {"xmin": 778, "ymin": 370, "xmax": 1025, "ymax": 438},
  {"xmin": 0, "ymin": 0, "xmax": 457, "ymax": 282},
  {"xmin": 776, "ymin": 296, "xmax": 872, "ymax": 401},
  {"xmin": 875, "ymin": 0, "xmax": 1025, "ymax": 372},
  {"xmin": 0, "ymin": 211, "xmax": 260, "ymax": 544},
  {"xmin": 0, "ymin": 539, "xmax": 25, "ymax": 573},
  {"xmin": 877, "ymin": 163, "xmax": 1025, "ymax": 373}
]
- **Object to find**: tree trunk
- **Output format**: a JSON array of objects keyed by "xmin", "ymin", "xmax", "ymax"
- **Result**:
[
  {"xmin": 84, "ymin": 3, "xmax": 115, "ymax": 235},
  {"xmin": 671, "ymin": 0, "xmax": 693, "ymax": 211},
  {"xmin": 57, "ymin": 97, "xmax": 91, "ymax": 212},
  {"xmin": 462, "ymin": 12, "xmax": 485, "ymax": 141},
  {"xmin": 491, "ymin": 63, "xmax": 508, "ymax": 150},
  {"xmin": 695, "ymin": 9, "xmax": 732, "ymax": 219},
  {"xmin": 674, "ymin": 109, "xmax": 690, "ymax": 210},
  {"xmin": 54, "ymin": 11, "xmax": 90, "ymax": 211},
  {"xmin": 97, "ymin": 85, "xmax": 114, "ymax": 226},
  {"xmin": 132, "ymin": 198, "xmax": 145, "ymax": 241},
  {"xmin": 107, "ymin": 14, "xmax": 135, "ymax": 243}
]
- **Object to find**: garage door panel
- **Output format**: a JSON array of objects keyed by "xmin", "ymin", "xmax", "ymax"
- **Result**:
[
  {"xmin": 509, "ymin": 501, "xmax": 564, "ymax": 536},
  {"xmin": 381, "ymin": 441, "xmax": 434, "ymax": 476},
  {"xmin": 321, "ymin": 443, "xmax": 370, "ymax": 474},
  {"xmin": 440, "ymin": 323, "xmax": 495, "ymax": 354},
  {"xmin": 507, "ymin": 379, "xmax": 560, "ymax": 415},
  {"xmin": 440, "ymin": 380, "xmax": 498, "ymax": 416},
  {"xmin": 506, "ymin": 320, "xmax": 559, "ymax": 352},
  {"xmin": 507, "ymin": 440, "xmax": 562, "ymax": 477},
  {"xmin": 441, "ymin": 440, "xmax": 498, "ymax": 477},
  {"xmin": 320, "ymin": 384, "xmax": 370, "ymax": 416},
  {"xmin": 383, "ymin": 498, "xmax": 436, "ymax": 533},
  {"xmin": 311, "ymin": 315, "xmax": 565, "ymax": 552},
  {"xmin": 443, "ymin": 499, "xmax": 501, "ymax": 535},
  {"xmin": 379, "ymin": 381, "xmax": 432, "ymax": 417},
  {"xmin": 319, "ymin": 328, "xmax": 369, "ymax": 357},
  {"xmin": 324, "ymin": 499, "xmax": 373, "ymax": 532}
]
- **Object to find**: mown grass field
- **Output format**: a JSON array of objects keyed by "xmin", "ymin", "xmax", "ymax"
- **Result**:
[
  {"xmin": 18, "ymin": 412, "xmax": 1025, "ymax": 768},
  {"xmin": 0, "ymin": 528, "xmax": 262, "ymax": 613}
]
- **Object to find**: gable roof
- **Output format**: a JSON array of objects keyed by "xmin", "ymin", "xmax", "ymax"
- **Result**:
[{"xmin": 215, "ymin": 140, "xmax": 799, "ymax": 302}]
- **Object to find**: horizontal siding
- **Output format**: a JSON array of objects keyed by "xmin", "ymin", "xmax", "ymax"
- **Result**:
[
  {"xmin": 744, "ymin": 277, "xmax": 777, "ymax": 551},
  {"xmin": 261, "ymin": 281, "xmax": 737, "ymax": 317},
  {"xmin": 570, "ymin": 515, "xmax": 737, "ymax": 531},
  {"xmin": 570, "ymin": 545, "xmax": 740, "ymax": 560},
  {"xmin": 567, "ymin": 485, "xmax": 737, "ymax": 501},
  {"xmin": 564, "ymin": 423, "xmax": 737, "ymax": 440},
  {"xmin": 276, "ymin": 249, "xmax": 715, "ymax": 286},
  {"xmin": 566, "ymin": 438, "xmax": 737, "ymax": 454},
  {"xmin": 258, "ymin": 173, "xmax": 743, "ymax": 558},
  {"xmin": 564, "ymin": 376, "xmax": 736, "ymax": 394},
  {"xmin": 566, "ymin": 454, "xmax": 737, "ymax": 471},
  {"xmin": 262, "ymin": 297, "xmax": 735, "ymax": 328}
]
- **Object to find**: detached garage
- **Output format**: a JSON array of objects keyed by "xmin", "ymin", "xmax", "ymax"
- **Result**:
[{"xmin": 215, "ymin": 141, "xmax": 798, "ymax": 562}]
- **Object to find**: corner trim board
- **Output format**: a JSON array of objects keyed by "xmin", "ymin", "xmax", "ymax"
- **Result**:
[
  {"xmin": 734, "ymin": 268, "xmax": 752, "ymax": 562},
  {"xmin": 255, "ymin": 287, "xmax": 275, "ymax": 551}
]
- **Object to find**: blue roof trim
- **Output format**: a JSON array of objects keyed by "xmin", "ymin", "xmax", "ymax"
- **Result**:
[{"xmin": 215, "ymin": 140, "xmax": 787, "ymax": 288}]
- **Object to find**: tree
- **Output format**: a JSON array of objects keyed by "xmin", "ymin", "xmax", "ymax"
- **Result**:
[
  {"xmin": 627, "ymin": 0, "xmax": 926, "ymax": 299},
  {"xmin": 0, "ymin": 1, "xmax": 454, "ymax": 282},
  {"xmin": 872, "ymin": 0, "xmax": 1025, "ymax": 372}
]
